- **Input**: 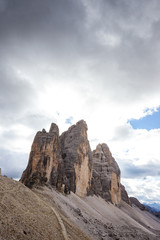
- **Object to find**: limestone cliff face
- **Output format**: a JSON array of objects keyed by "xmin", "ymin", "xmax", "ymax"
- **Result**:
[
  {"xmin": 20, "ymin": 123, "xmax": 61, "ymax": 187},
  {"xmin": 90, "ymin": 143, "xmax": 121, "ymax": 205},
  {"xmin": 20, "ymin": 120, "xmax": 123, "ymax": 204},
  {"xmin": 60, "ymin": 120, "xmax": 92, "ymax": 197},
  {"xmin": 20, "ymin": 120, "xmax": 92, "ymax": 197}
]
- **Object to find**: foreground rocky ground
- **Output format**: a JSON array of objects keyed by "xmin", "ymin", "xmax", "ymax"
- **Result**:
[
  {"xmin": 0, "ymin": 175, "xmax": 160, "ymax": 240},
  {"xmin": 34, "ymin": 186, "xmax": 160, "ymax": 240},
  {"xmin": 0, "ymin": 176, "xmax": 90, "ymax": 240}
]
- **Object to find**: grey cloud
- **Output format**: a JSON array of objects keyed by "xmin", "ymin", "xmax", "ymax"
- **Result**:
[
  {"xmin": 1, "ymin": 0, "xmax": 160, "ymax": 102},
  {"xmin": 118, "ymin": 159, "xmax": 160, "ymax": 179},
  {"xmin": 112, "ymin": 124, "xmax": 133, "ymax": 141},
  {"xmin": 19, "ymin": 114, "xmax": 57, "ymax": 132},
  {"xmin": 83, "ymin": 0, "xmax": 160, "ymax": 102},
  {"xmin": 0, "ymin": 66, "xmax": 35, "ymax": 125},
  {"xmin": 0, "ymin": 148, "xmax": 28, "ymax": 179},
  {"xmin": 0, "ymin": 0, "xmax": 86, "ymax": 62}
]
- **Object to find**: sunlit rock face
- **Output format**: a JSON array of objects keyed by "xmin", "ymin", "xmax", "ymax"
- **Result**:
[
  {"xmin": 60, "ymin": 120, "xmax": 92, "ymax": 197},
  {"xmin": 20, "ymin": 123, "xmax": 61, "ymax": 188},
  {"xmin": 90, "ymin": 143, "xmax": 121, "ymax": 205}
]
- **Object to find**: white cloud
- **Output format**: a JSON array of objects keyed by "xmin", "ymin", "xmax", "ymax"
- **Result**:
[{"xmin": 122, "ymin": 177, "xmax": 160, "ymax": 204}]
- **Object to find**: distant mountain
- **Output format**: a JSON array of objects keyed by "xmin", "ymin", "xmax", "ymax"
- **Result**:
[
  {"xmin": 146, "ymin": 203, "xmax": 160, "ymax": 211},
  {"xmin": 144, "ymin": 203, "xmax": 160, "ymax": 218}
]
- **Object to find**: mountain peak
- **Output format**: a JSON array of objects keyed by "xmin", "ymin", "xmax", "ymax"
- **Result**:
[
  {"xmin": 49, "ymin": 123, "xmax": 59, "ymax": 134},
  {"xmin": 20, "ymin": 120, "xmax": 121, "ymax": 205}
]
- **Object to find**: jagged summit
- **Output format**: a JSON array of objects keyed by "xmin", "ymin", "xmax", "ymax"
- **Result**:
[
  {"xmin": 20, "ymin": 120, "xmax": 122, "ymax": 205},
  {"xmin": 49, "ymin": 122, "xmax": 59, "ymax": 134}
]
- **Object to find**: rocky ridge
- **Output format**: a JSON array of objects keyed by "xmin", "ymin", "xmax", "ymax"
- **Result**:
[
  {"xmin": 121, "ymin": 184, "xmax": 131, "ymax": 205},
  {"xmin": 21, "ymin": 120, "xmax": 121, "ymax": 205}
]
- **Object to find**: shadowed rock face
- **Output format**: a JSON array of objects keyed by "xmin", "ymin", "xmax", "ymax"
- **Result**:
[
  {"xmin": 20, "ymin": 120, "xmax": 122, "ymax": 204},
  {"xmin": 130, "ymin": 197, "xmax": 146, "ymax": 210},
  {"xmin": 60, "ymin": 120, "xmax": 92, "ymax": 197},
  {"xmin": 90, "ymin": 144, "xmax": 121, "ymax": 205},
  {"xmin": 121, "ymin": 184, "xmax": 131, "ymax": 205}
]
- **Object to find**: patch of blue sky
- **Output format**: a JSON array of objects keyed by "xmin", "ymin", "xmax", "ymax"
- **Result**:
[
  {"xmin": 65, "ymin": 117, "xmax": 73, "ymax": 125},
  {"xmin": 129, "ymin": 107, "xmax": 160, "ymax": 130}
]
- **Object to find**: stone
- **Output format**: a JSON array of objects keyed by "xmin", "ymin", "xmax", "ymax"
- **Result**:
[
  {"xmin": 120, "ymin": 184, "xmax": 131, "ymax": 205},
  {"xmin": 129, "ymin": 197, "xmax": 146, "ymax": 210},
  {"xmin": 59, "ymin": 120, "xmax": 92, "ymax": 197},
  {"xmin": 20, "ymin": 123, "xmax": 61, "ymax": 188},
  {"xmin": 90, "ymin": 143, "xmax": 121, "ymax": 205}
]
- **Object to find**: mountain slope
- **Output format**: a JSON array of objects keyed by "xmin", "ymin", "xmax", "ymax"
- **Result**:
[
  {"xmin": 0, "ymin": 175, "xmax": 90, "ymax": 240},
  {"xmin": 1, "ymin": 175, "xmax": 160, "ymax": 240},
  {"xmin": 33, "ymin": 186, "xmax": 160, "ymax": 240}
]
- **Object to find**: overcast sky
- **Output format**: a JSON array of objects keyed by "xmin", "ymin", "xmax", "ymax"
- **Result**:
[{"xmin": 0, "ymin": 0, "xmax": 160, "ymax": 203}]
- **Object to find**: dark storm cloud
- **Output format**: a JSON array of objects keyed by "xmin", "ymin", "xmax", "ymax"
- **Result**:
[
  {"xmin": 0, "ymin": 0, "xmax": 86, "ymax": 65},
  {"xmin": 1, "ymin": 0, "xmax": 160, "ymax": 98}
]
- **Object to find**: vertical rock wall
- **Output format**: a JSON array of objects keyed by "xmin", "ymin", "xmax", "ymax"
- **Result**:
[
  {"xmin": 60, "ymin": 120, "xmax": 92, "ymax": 197},
  {"xmin": 20, "ymin": 123, "xmax": 61, "ymax": 187},
  {"xmin": 91, "ymin": 144, "xmax": 121, "ymax": 205}
]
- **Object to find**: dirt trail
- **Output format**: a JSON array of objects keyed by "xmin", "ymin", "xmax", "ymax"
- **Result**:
[{"xmin": 50, "ymin": 207, "xmax": 68, "ymax": 240}]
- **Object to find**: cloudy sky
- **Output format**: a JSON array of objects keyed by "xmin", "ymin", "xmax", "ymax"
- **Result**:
[{"xmin": 0, "ymin": 0, "xmax": 160, "ymax": 203}]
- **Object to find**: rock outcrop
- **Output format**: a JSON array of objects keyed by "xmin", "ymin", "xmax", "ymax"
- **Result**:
[
  {"xmin": 90, "ymin": 143, "xmax": 121, "ymax": 205},
  {"xmin": 130, "ymin": 197, "xmax": 146, "ymax": 210},
  {"xmin": 20, "ymin": 120, "xmax": 122, "ymax": 204},
  {"xmin": 120, "ymin": 184, "xmax": 131, "ymax": 205}
]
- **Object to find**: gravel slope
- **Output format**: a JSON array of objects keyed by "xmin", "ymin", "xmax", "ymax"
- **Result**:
[
  {"xmin": 34, "ymin": 186, "xmax": 160, "ymax": 240},
  {"xmin": 1, "ymin": 176, "xmax": 160, "ymax": 240},
  {"xmin": 0, "ymin": 176, "xmax": 90, "ymax": 240}
]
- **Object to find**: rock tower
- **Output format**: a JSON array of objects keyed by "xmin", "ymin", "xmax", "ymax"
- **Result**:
[{"xmin": 20, "ymin": 120, "xmax": 122, "ymax": 205}]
